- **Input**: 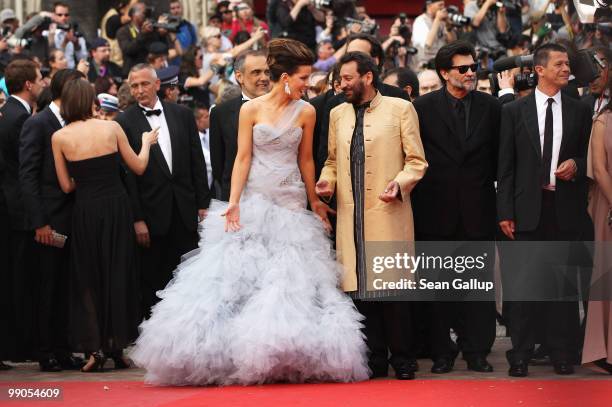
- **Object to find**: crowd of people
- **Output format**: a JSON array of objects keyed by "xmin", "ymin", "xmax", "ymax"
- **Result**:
[{"xmin": 0, "ymin": 0, "xmax": 611, "ymax": 382}]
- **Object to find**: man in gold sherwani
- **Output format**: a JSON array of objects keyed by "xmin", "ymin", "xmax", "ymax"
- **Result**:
[{"xmin": 316, "ymin": 52, "xmax": 427, "ymax": 380}]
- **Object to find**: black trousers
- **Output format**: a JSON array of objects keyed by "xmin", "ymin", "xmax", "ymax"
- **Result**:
[
  {"xmin": 9, "ymin": 230, "xmax": 38, "ymax": 360},
  {"xmin": 0, "ymin": 198, "xmax": 13, "ymax": 360},
  {"xmin": 505, "ymin": 190, "xmax": 580, "ymax": 364},
  {"xmin": 418, "ymin": 229, "xmax": 497, "ymax": 361},
  {"xmin": 354, "ymin": 300, "xmax": 414, "ymax": 372},
  {"xmin": 140, "ymin": 202, "xmax": 199, "ymax": 318},
  {"xmin": 36, "ymin": 243, "xmax": 71, "ymax": 361}
]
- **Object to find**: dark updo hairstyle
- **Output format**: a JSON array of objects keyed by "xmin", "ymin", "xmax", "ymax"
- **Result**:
[
  {"xmin": 60, "ymin": 78, "xmax": 95, "ymax": 124},
  {"xmin": 267, "ymin": 38, "xmax": 315, "ymax": 82}
]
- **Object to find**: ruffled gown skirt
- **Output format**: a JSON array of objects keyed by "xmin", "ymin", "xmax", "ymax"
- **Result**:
[{"xmin": 130, "ymin": 193, "xmax": 370, "ymax": 385}]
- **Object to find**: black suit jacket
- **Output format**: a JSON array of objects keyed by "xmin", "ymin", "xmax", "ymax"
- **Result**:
[
  {"xmin": 209, "ymin": 95, "xmax": 243, "ymax": 201},
  {"xmin": 0, "ymin": 97, "xmax": 31, "ymax": 230},
  {"xmin": 19, "ymin": 107, "xmax": 73, "ymax": 234},
  {"xmin": 497, "ymin": 91, "xmax": 593, "ymax": 233},
  {"xmin": 116, "ymin": 101, "xmax": 210, "ymax": 236},
  {"xmin": 309, "ymin": 89, "xmax": 336, "ymax": 179},
  {"xmin": 412, "ymin": 89, "xmax": 501, "ymax": 238},
  {"xmin": 315, "ymin": 83, "xmax": 409, "ymax": 172}
]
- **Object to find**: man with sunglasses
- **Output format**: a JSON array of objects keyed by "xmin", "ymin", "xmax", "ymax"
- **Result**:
[
  {"xmin": 53, "ymin": 2, "xmax": 88, "ymax": 70},
  {"xmin": 412, "ymin": 41, "xmax": 500, "ymax": 374}
]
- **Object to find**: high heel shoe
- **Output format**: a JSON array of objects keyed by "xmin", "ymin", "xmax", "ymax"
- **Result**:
[
  {"xmin": 594, "ymin": 359, "xmax": 612, "ymax": 375},
  {"xmin": 81, "ymin": 352, "xmax": 106, "ymax": 373}
]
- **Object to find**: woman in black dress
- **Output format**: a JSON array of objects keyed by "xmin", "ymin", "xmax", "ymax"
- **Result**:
[{"xmin": 51, "ymin": 78, "xmax": 158, "ymax": 372}]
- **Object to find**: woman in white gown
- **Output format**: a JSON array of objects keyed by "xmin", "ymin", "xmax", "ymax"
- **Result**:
[{"xmin": 130, "ymin": 39, "xmax": 370, "ymax": 386}]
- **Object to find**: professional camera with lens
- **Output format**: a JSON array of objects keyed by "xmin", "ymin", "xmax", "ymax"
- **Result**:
[
  {"xmin": 493, "ymin": 0, "xmax": 521, "ymax": 12},
  {"xmin": 447, "ymin": 5, "xmax": 471, "ymax": 27},
  {"xmin": 56, "ymin": 22, "xmax": 83, "ymax": 37},
  {"xmin": 345, "ymin": 17, "xmax": 379, "ymax": 35},
  {"xmin": 153, "ymin": 13, "xmax": 182, "ymax": 32},
  {"xmin": 311, "ymin": 0, "xmax": 332, "ymax": 8}
]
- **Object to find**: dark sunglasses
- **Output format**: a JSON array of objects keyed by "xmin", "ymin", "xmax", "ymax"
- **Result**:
[
  {"xmin": 221, "ymin": 10, "xmax": 232, "ymax": 14},
  {"xmin": 451, "ymin": 64, "xmax": 477, "ymax": 74},
  {"xmin": 56, "ymin": 13, "xmax": 70, "ymax": 17}
]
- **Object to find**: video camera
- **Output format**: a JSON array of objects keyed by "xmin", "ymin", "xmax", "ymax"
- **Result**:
[
  {"xmin": 6, "ymin": 14, "xmax": 52, "ymax": 49},
  {"xmin": 489, "ymin": 48, "xmax": 606, "ymax": 94}
]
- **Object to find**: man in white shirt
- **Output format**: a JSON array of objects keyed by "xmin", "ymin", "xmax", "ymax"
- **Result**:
[
  {"xmin": 195, "ymin": 105, "xmax": 213, "ymax": 190},
  {"xmin": 411, "ymin": 1, "xmax": 456, "ymax": 70},
  {"xmin": 53, "ymin": 2, "xmax": 88, "ymax": 70},
  {"xmin": 497, "ymin": 43, "xmax": 593, "ymax": 378}
]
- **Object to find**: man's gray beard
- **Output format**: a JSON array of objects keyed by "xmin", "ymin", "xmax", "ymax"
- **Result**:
[{"xmin": 449, "ymin": 77, "xmax": 476, "ymax": 92}]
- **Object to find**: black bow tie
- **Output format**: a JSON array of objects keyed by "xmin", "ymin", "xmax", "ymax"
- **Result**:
[{"xmin": 141, "ymin": 108, "xmax": 162, "ymax": 117}]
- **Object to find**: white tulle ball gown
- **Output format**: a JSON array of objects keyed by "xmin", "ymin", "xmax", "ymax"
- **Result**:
[{"xmin": 130, "ymin": 100, "xmax": 370, "ymax": 386}]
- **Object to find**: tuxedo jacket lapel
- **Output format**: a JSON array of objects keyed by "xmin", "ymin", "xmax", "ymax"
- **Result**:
[
  {"xmin": 521, "ymin": 93, "xmax": 542, "ymax": 161},
  {"xmin": 228, "ymin": 98, "xmax": 242, "ymax": 147},
  {"xmin": 433, "ymin": 90, "xmax": 463, "ymax": 163},
  {"xmin": 558, "ymin": 94, "xmax": 572, "ymax": 161}
]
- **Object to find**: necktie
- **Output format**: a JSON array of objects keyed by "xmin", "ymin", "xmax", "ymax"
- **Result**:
[
  {"xmin": 456, "ymin": 99, "xmax": 466, "ymax": 139},
  {"xmin": 142, "ymin": 108, "xmax": 162, "ymax": 116},
  {"xmin": 542, "ymin": 98, "xmax": 554, "ymax": 187}
]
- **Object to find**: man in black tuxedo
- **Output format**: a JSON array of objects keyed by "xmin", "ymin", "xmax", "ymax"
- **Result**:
[
  {"xmin": 0, "ymin": 59, "xmax": 45, "ymax": 363},
  {"xmin": 412, "ymin": 41, "xmax": 499, "ymax": 374},
  {"xmin": 19, "ymin": 69, "xmax": 86, "ymax": 371},
  {"xmin": 314, "ymin": 33, "xmax": 410, "ymax": 174},
  {"xmin": 497, "ymin": 43, "xmax": 593, "ymax": 377},
  {"xmin": 116, "ymin": 64, "xmax": 210, "ymax": 317},
  {"xmin": 209, "ymin": 49, "xmax": 270, "ymax": 201}
]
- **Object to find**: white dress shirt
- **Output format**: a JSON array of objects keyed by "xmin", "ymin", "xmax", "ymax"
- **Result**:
[
  {"xmin": 139, "ymin": 99, "xmax": 172, "ymax": 173},
  {"xmin": 199, "ymin": 129, "xmax": 213, "ymax": 189},
  {"xmin": 49, "ymin": 101, "xmax": 65, "ymax": 127},
  {"xmin": 11, "ymin": 95, "xmax": 31, "ymax": 114},
  {"xmin": 535, "ymin": 87, "xmax": 563, "ymax": 188}
]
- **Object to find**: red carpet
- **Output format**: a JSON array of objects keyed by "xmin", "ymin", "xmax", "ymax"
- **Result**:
[{"xmin": 2, "ymin": 380, "xmax": 612, "ymax": 407}]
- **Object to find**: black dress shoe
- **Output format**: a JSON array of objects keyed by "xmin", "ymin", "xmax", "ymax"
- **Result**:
[
  {"xmin": 395, "ymin": 367, "xmax": 416, "ymax": 380},
  {"xmin": 431, "ymin": 358, "xmax": 454, "ymax": 374},
  {"xmin": 466, "ymin": 356, "xmax": 493, "ymax": 373},
  {"xmin": 59, "ymin": 355, "xmax": 85, "ymax": 370},
  {"xmin": 553, "ymin": 361, "xmax": 574, "ymax": 375},
  {"xmin": 508, "ymin": 361, "xmax": 528, "ymax": 377},
  {"xmin": 0, "ymin": 361, "xmax": 13, "ymax": 370},
  {"xmin": 369, "ymin": 364, "xmax": 388, "ymax": 379},
  {"xmin": 407, "ymin": 359, "xmax": 419, "ymax": 372},
  {"xmin": 39, "ymin": 358, "xmax": 62, "ymax": 372}
]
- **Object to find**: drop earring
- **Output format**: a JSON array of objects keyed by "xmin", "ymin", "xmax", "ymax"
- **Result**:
[{"xmin": 284, "ymin": 82, "xmax": 291, "ymax": 95}]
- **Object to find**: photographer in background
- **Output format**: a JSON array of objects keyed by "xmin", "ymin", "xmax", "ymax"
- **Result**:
[
  {"xmin": 276, "ymin": 0, "xmax": 326, "ymax": 52},
  {"xmin": 52, "ymin": 2, "xmax": 87, "ymax": 69},
  {"xmin": 116, "ymin": 2, "xmax": 161, "ymax": 77},
  {"xmin": 229, "ymin": 2, "xmax": 269, "ymax": 44},
  {"xmin": 412, "ymin": 1, "xmax": 457, "ymax": 70},
  {"xmin": 464, "ymin": 0, "xmax": 509, "ymax": 58},
  {"xmin": 169, "ymin": 0, "xmax": 198, "ymax": 50},
  {"xmin": 383, "ymin": 14, "xmax": 418, "ymax": 70}
]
